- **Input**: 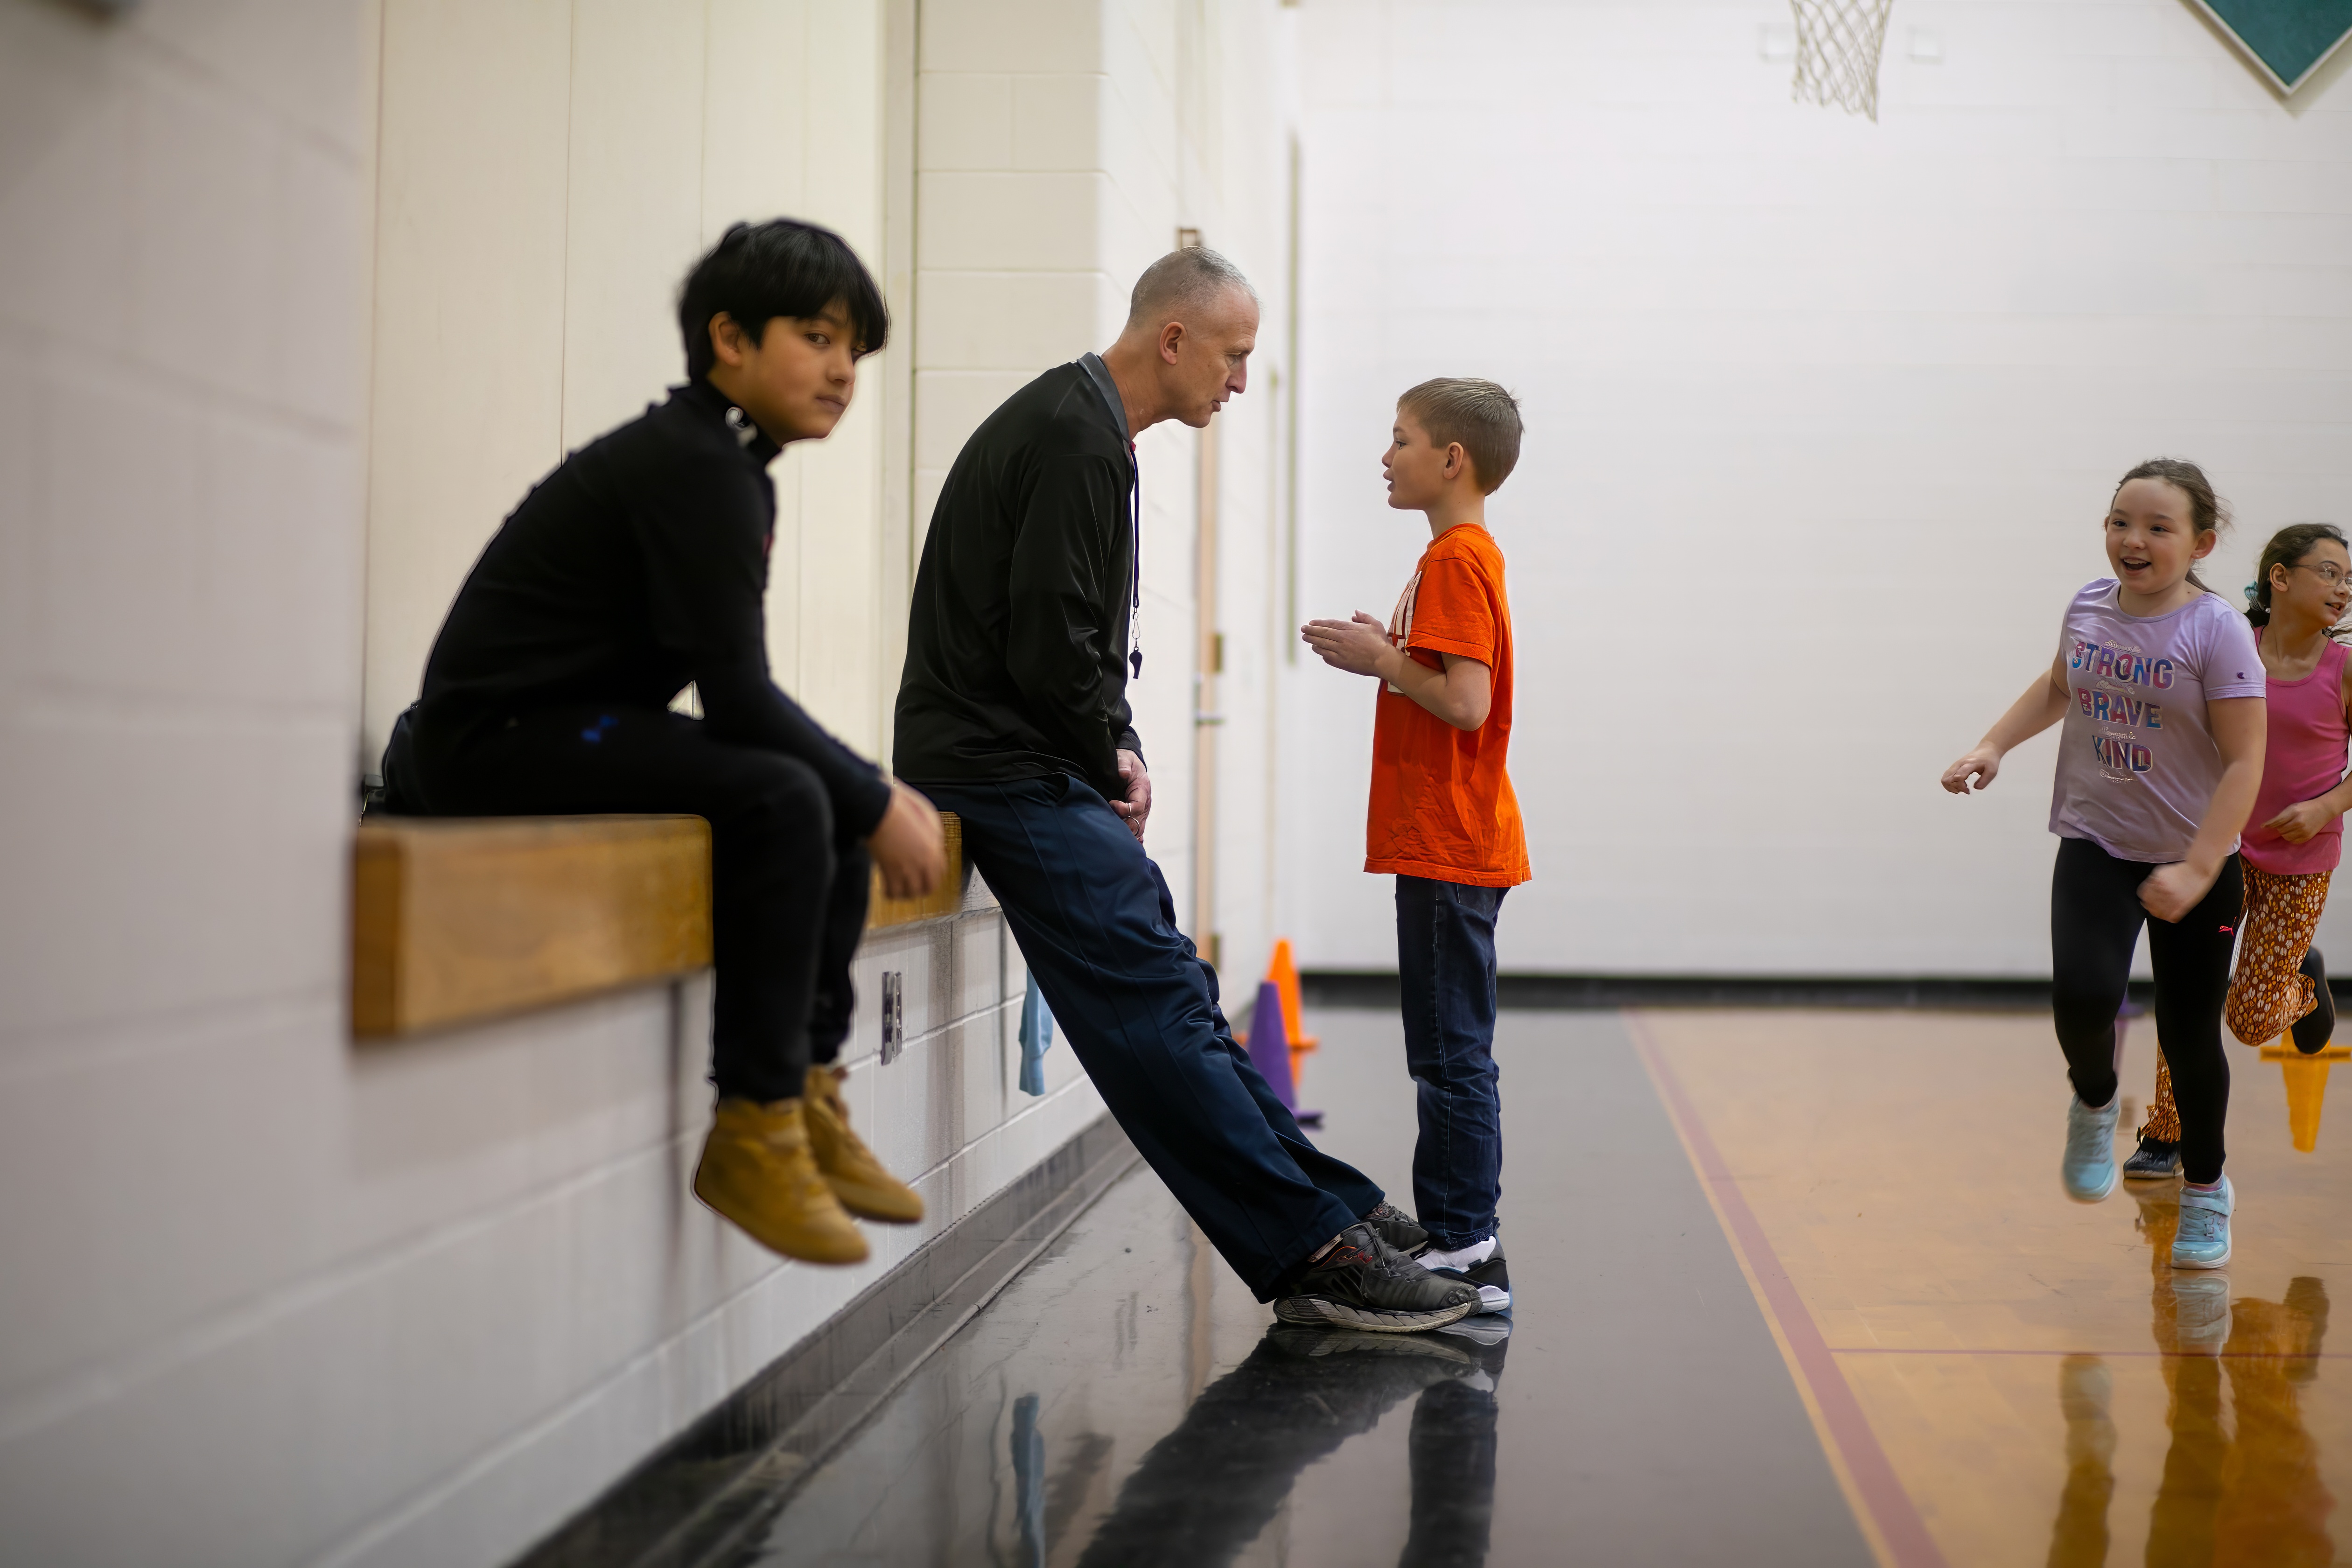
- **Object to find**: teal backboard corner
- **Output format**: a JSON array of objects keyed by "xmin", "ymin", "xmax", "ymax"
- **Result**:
[{"xmin": 2188, "ymin": 0, "xmax": 2352, "ymax": 93}]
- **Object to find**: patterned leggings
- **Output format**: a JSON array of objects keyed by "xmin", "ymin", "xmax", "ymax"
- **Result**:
[{"xmin": 2143, "ymin": 866, "xmax": 2331, "ymax": 1141}]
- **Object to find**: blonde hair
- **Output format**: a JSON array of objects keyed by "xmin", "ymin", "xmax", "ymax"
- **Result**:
[{"xmin": 1398, "ymin": 378, "xmax": 1523, "ymax": 494}]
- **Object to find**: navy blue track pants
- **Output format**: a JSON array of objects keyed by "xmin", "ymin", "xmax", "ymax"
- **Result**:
[{"xmin": 919, "ymin": 774, "xmax": 1381, "ymax": 1299}]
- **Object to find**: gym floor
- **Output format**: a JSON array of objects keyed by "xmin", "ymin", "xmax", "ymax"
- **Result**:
[{"xmin": 724, "ymin": 1008, "xmax": 2350, "ymax": 1566}]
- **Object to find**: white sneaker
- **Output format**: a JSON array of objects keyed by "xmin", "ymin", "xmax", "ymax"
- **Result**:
[{"xmin": 1422, "ymin": 1237, "xmax": 1511, "ymax": 1312}]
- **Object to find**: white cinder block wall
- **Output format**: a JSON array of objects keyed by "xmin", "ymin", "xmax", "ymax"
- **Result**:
[
  {"xmin": 0, "ymin": 2, "xmax": 1142, "ymax": 1565},
  {"xmin": 364, "ymin": 0, "xmax": 902, "ymax": 764},
  {"xmin": 1284, "ymin": 0, "xmax": 2352, "ymax": 977}
]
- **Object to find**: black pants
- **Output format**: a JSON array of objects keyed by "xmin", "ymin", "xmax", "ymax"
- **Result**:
[
  {"xmin": 410, "ymin": 704, "xmax": 868, "ymax": 1101},
  {"xmin": 2051, "ymin": 836, "xmax": 2239, "ymax": 1184}
]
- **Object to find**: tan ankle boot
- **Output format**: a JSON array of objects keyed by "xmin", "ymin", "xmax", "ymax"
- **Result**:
[
  {"xmin": 693, "ymin": 1097, "xmax": 868, "ymax": 1264},
  {"xmin": 803, "ymin": 1064, "xmax": 924, "ymax": 1224}
]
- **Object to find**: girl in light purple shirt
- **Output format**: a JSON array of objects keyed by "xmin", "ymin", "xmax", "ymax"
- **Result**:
[{"xmin": 1942, "ymin": 460, "xmax": 2265, "ymax": 1272}]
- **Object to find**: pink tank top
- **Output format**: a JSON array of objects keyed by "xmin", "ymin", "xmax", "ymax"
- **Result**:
[{"xmin": 2241, "ymin": 630, "xmax": 2352, "ymax": 875}]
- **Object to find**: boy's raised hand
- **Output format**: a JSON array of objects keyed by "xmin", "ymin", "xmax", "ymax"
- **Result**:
[{"xmin": 1301, "ymin": 612, "xmax": 1395, "ymax": 679}]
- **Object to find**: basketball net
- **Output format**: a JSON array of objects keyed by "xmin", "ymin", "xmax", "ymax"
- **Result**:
[{"xmin": 1790, "ymin": 0, "xmax": 1893, "ymax": 121}]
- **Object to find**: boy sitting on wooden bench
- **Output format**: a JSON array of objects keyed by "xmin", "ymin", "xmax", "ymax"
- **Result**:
[{"xmin": 400, "ymin": 220, "xmax": 945, "ymax": 1265}]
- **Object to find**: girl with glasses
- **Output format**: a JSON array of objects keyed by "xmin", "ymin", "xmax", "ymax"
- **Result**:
[
  {"xmin": 2127, "ymin": 522, "xmax": 2352, "ymax": 1178},
  {"xmin": 1942, "ymin": 459, "xmax": 2263, "ymax": 1270}
]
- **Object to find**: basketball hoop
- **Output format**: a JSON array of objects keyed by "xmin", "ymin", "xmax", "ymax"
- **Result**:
[{"xmin": 1790, "ymin": 0, "xmax": 1893, "ymax": 121}]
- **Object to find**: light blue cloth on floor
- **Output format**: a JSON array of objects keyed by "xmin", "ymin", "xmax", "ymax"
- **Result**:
[
  {"xmin": 1010, "ymin": 1392, "xmax": 1044, "ymax": 1566},
  {"xmin": 1018, "ymin": 972, "xmax": 1055, "ymax": 1096}
]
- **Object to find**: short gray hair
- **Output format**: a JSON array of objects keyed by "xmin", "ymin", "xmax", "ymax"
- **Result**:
[{"xmin": 1122, "ymin": 246, "xmax": 1258, "ymax": 335}]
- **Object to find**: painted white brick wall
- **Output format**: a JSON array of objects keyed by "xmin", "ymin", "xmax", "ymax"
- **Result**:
[
  {"xmin": 363, "ymin": 0, "xmax": 896, "ymax": 768},
  {"xmin": 1283, "ymin": 0, "xmax": 2352, "ymax": 976},
  {"xmin": 0, "ymin": 3, "xmax": 1103, "ymax": 1565},
  {"xmin": 0, "ymin": 1, "xmax": 1322, "ymax": 1558}
]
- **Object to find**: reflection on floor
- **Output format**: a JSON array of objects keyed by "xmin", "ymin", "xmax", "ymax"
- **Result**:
[
  {"xmin": 715, "ymin": 1007, "xmax": 2345, "ymax": 1566},
  {"xmin": 734, "ymin": 1010, "xmax": 1868, "ymax": 1567},
  {"xmin": 1638, "ymin": 1008, "xmax": 2348, "ymax": 1568},
  {"xmin": 737, "ymin": 1167, "xmax": 1506, "ymax": 1568}
]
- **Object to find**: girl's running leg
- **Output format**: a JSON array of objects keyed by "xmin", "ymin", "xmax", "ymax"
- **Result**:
[
  {"xmin": 2051, "ymin": 837, "xmax": 2147, "ymax": 1108},
  {"xmin": 2148, "ymin": 855, "xmax": 2245, "ymax": 1187},
  {"xmin": 2143, "ymin": 1056, "xmax": 2180, "ymax": 1143},
  {"xmin": 2225, "ymin": 867, "xmax": 2332, "ymax": 1048},
  {"xmin": 2125, "ymin": 1051, "xmax": 2185, "ymax": 1181}
]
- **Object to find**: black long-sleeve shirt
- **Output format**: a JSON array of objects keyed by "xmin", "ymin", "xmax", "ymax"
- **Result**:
[
  {"xmin": 893, "ymin": 359, "xmax": 1144, "ymax": 798},
  {"xmin": 414, "ymin": 377, "xmax": 892, "ymax": 835}
]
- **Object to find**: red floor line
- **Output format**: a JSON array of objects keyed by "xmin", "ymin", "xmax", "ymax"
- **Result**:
[{"xmin": 1631, "ymin": 1018, "xmax": 1951, "ymax": 1568}]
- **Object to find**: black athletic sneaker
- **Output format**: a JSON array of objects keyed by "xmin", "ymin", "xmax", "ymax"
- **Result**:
[
  {"xmin": 2295, "ymin": 948, "xmax": 2334, "ymax": 1054},
  {"xmin": 1424, "ymin": 1240, "xmax": 1512, "ymax": 1312},
  {"xmin": 1365, "ymin": 1202, "xmax": 1429, "ymax": 1257},
  {"xmin": 2121, "ymin": 1136, "xmax": 2182, "ymax": 1182},
  {"xmin": 1273, "ymin": 1223, "xmax": 1480, "ymax": 1332}
]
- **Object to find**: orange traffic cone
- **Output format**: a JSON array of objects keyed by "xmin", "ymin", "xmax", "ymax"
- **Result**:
[
  {"xmin": 2260, "ymin": 1041, "xmax": 2352, "ymax": 1153},
  {"xmin": 1268, "ymin": 939, "xmax": 1318, "ymax": 1091}
]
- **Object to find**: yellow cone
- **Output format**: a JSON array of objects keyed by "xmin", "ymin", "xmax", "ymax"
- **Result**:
[{"xmin": 2261, "ymin": 1043, "xmax": 2352, "ymax": 1153}]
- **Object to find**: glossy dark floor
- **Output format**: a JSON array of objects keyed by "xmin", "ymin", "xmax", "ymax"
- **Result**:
[{"xmin": 730, "ymin": 1010, "xmax": 1873, "ymax": 1567}]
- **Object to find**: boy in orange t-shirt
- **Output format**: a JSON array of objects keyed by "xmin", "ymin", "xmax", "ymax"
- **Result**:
[{"xmin": 1302, "ymin": 378, "xmax": 1529, "ymax": 1315}]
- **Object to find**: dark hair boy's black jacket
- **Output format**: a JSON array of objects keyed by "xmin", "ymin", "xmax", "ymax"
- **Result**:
[
  {"xmin": 413, "ymin": 377, "xmax": 891, "ymax": 833},
  {"xmin": 893, "ymin": 361, "xmax": 1144, "ymax": 798}
]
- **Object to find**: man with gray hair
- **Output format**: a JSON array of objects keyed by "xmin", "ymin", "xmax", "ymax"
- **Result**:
[{"xmin": 895, "ymin": 250, "xmax": 1480, "ymax": 1332}]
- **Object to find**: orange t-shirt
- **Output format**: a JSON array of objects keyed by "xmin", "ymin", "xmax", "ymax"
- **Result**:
[{"xmin": 1365, "ymin": 523, "xmax": 1529, "ymax": 886}]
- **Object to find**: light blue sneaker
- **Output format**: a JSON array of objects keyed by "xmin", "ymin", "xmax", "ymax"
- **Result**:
[
  {"xmin": 2172, "ymin": 1176, "xmax": 2234, "ymax": 1270},
  {"xmin": 2062, "ymin": 1095, "xmax": 2121, "ymax": 1203}
]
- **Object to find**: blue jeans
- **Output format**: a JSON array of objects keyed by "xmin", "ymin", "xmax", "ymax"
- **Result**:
[
  {"xmin": 918, "ymin": 774, "xmax": 1380, "ymax": 1299},
  {"xmin": 1396, "ymin": 875, "xmax": 1507, "ymax": 1251}
]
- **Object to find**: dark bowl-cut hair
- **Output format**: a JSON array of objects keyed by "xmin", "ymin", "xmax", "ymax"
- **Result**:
[{"xmin": 678, "ymin": 219, "xmax": 889, "ymax": 378}]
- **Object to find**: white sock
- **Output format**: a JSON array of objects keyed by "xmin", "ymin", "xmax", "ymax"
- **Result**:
[{"xmin": 1422, "ymin": 1235, "xmax": 1496, "ymax": 1272}]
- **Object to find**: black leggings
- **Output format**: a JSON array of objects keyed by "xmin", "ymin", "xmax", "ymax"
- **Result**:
[
  {"xmin": 2051, "ymin": 836, "xmax": 2240, "ymax": 1184},
  {"xmin": 411, "ymin": 704, "xmax": 870, "ymax": 1102}
]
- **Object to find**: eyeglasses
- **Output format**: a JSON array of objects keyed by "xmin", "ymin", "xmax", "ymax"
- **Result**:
[{"xmin": 2289, "ymin": 562, "xmax": 2350, "ymax": 587}]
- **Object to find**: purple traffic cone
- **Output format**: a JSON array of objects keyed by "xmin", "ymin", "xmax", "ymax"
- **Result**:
[
  {"xmin": 1246, "ymin": 980, "xmax": 1321, "ymax": 1125},
  {"xmin": 1247, "ymin": 980, "xmax": 1298, "ymax": 1107}
]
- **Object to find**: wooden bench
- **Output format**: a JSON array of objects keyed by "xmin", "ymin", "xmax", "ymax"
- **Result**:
[{"xmin": 352, "ymin": 812, "xmax": 968, "ymax": 1038}]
